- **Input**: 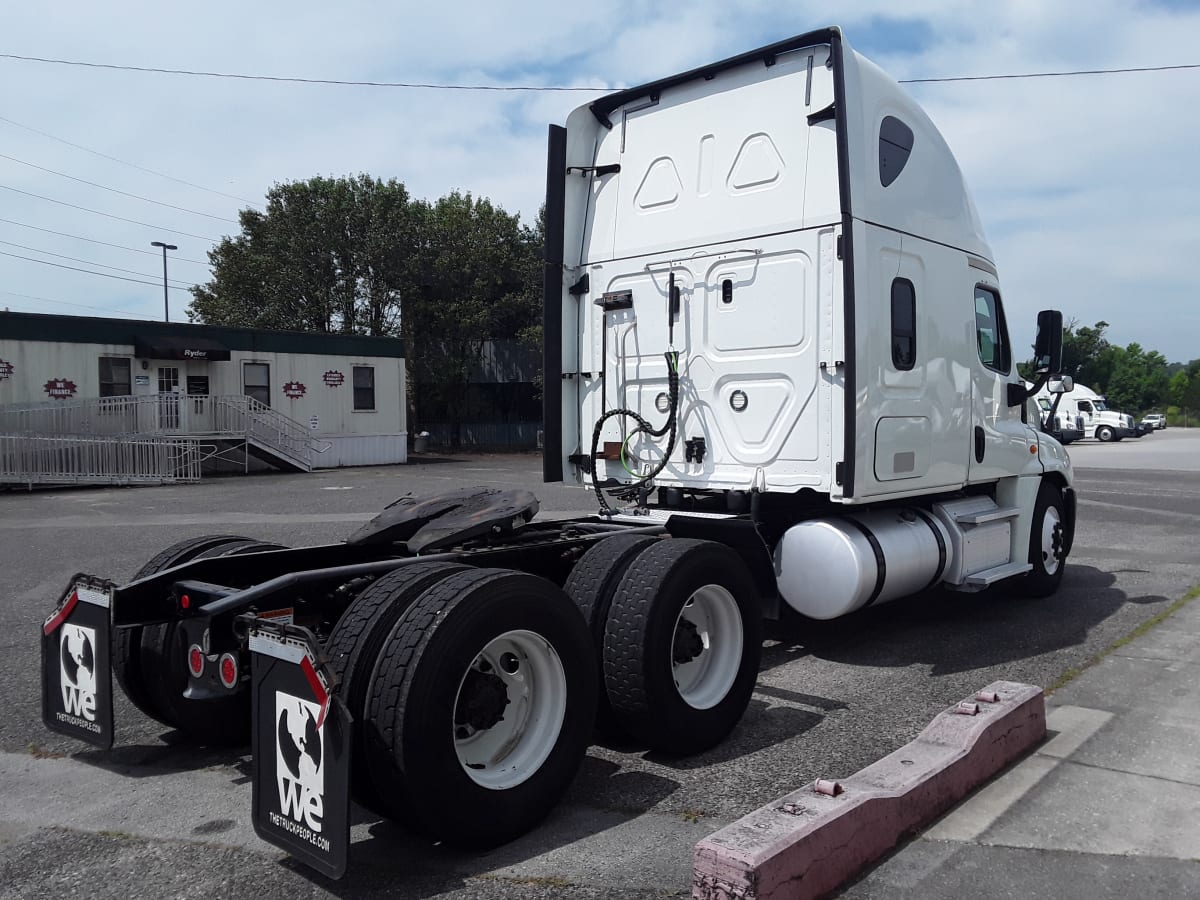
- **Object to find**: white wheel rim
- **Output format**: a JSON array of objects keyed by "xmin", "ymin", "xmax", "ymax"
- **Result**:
[
  {"xmin": 670, "ymin": 585, "xmax": 743, "ymax": 710},
  {"xmin": 452, "ymin": 629, "xmax": 567, "ymax": 790},
  {"xmin": 1040, "ymin": 505, "xmax": 1063, "ymax": 575}
]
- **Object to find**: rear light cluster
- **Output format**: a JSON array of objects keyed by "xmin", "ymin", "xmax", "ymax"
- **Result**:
[
  {"xmin": 186, "ymin": 645, "xmax": 241, "ymax": 689},
  {"xmin": 188, "ymin": 644, "xmax": 205, "ymax": 678},
  {"xmin": 218, "ymin": 653, "xmax": 239, "ymax": 689}
]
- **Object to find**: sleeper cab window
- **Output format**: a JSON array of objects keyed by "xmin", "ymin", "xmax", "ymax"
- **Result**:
[
  {"xmin": 879, "ymin": 116, "xmax": 914, "ymax": 187},
  {"xmin": 890, "ymin": 278, "xmax": 916, "ymax": 370},
  {"xmin": 353, "ymin": 365, "xmax": 375, "ymax": 411},
  {"xmin": 974, "ymin": 286, "xmax": 1011, "ymax": 374}
]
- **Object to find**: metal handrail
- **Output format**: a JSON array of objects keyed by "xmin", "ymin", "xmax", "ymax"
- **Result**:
[
  {"xmin": 0, "ymin": 393, "xmax": 319, "ymax": 469},
  {"xmin": 0, "ymin": 433, "xmax": 202, "ymax": 486}
]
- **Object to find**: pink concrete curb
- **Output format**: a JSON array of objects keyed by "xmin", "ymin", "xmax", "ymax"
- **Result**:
[{"xmin": 693, "ymin": 680, "xmax": 1046, "ymax": 900}]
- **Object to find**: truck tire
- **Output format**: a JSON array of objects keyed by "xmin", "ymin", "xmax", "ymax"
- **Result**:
[
  {"xmin": 323, "ymin": 561, "xmax": 468, "ymax": 811},
  {"xmin": 139, "ymin": 539, "xmax": 286, "ymax": 744},
  {"xmin": 603, "ymin": 539, "xmax": 762, "ymax": 756},
  {"xmin": 364, "ymin": 568, "xmax": 596, "ymax": 847},
  {"xmin": 1096, "ymin": 425, "xmax": 1114, "ymax": 442},
  {"xmin": 115, "ymin": 535, "xmax": 249, "ymax": 725},
  {"xmin": 563, "ymin": 534, "xmax": 659, "ymax": 739},
  {"xmin": 1014, "ymin": 480, "xmax": 1067, "ymax": 598}
]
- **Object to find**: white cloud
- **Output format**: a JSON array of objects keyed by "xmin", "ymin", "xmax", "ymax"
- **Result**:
[{"xmin": 0, "ymin": 0, "xmax": 1197, "ymax": 362}]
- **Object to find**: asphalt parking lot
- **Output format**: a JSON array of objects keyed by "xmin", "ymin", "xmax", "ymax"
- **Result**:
[{"xmin": 2, "ymin": 431, "xmax": 1198, "ymax": 899}]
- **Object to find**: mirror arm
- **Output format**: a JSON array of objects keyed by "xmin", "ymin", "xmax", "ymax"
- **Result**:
[{"xmin": 1008, "ymin": 370, "xmax": 1052, "ymax": 407}]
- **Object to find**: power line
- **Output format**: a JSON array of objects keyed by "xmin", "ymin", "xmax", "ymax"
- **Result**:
[
  {"xmin": 0, "ymin": 249, "xmax": 192, "ymax": 290},
  {"xmin": 0, "ymin": 52, "xmax": 608, "ymax": 91},
  {"xmin": 0, "ymin": 238, "xmax": 193, "ymax": 286},
  {"xmin": 899, "ymin": 63, "xmax": 1200, "ymax": 84},
  {"xmin": 0, "ymin": 289, "xmax": 148, "ymax": 318},
  {"xmin": 1, "ymin": 50, "xmax": 1198, "ymax": 90},
  {"xmin": 0, "ymin": 217, "xmax": 211, "ymax": 265},
  {"xmin": 0, "ymin": 151, "xmax": 238, "ymax": 223},
  {"xmin": 0, "ymin": 184, "xmax": 222, "ymax": 242},
  {"xmin": 0, "ymin": 113, "xmax": 263, "ymax": 208}
]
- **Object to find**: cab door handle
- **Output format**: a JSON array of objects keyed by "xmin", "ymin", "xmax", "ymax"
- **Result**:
[{"xmin": 974, "ymin": 426, "xmax": 985, "ymax": 463}]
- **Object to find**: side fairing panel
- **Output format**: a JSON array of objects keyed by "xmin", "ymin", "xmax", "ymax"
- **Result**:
[{"xmin": 851, "ymin": 223, "xmax": 974, "ymax": 500}]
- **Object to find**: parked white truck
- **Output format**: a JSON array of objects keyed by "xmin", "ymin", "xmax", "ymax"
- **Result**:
[
  {"xmin": 1037, "ymin": 380, "xmax": 1135, "ymax": 441},
  {"xmin": 42, "ymin": 27, "xmax": 1076, "ymax": 877}
]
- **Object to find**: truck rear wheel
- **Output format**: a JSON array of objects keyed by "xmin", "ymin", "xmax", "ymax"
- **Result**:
[
  {"xmin": 603, "ymin": 539, "xmax": 762, "ymax": 756},
  {"xmin": 115, "ymin": 535, "xmax": 250, "ymax": 726},
  {"xmin": 563, "ymin": 533, "xmax": 659, "ymax": 739},
  {"xmin": 1014, "ymin": 481, "xmax": 1067, "ymax": 598},
  {"xmin": 139, "ymin": 539, "xmax": 285, "ymax": 744},
  {"xmin": 323, "ymin": 561, "xmax": 467, "ymax": 811},
  {"xmin": 364, "ymin": 568, "xmax": 596, "ymax": 847}
]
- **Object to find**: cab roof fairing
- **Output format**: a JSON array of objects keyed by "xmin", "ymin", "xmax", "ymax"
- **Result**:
[
  {"xmin": 562, "ymin": 27, "xmax": 993, "ymax": 267},
  {"xmin": 840, "ymin": 46, "xmax": 994, "ymax": 262}
]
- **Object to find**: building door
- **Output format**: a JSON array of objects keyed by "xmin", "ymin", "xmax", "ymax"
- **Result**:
[
  {"xmin": 966, "ymin": 286, "xmax": 1034, "ymax": 482},
  {"xmin": 157, "ymin": 366, "xmax": 180, "ymax": 430}
]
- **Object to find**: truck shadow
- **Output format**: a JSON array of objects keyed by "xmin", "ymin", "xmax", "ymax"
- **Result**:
[
  {"xmin": 761, "ymin": 564, "xmax": 1168, "ymax": 677},
  {"xmin": 277, "ymin": 759, "xmax": 684, "ymax": 899}
]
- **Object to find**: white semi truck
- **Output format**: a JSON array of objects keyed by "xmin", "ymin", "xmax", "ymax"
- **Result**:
[
  {"xmin": 42, "ymin": 26, "xmax": 1076, "ymax": 876},
  {"xmin": 1036, "ymin": 379, "xmax": 1136, "ymax": 441}
]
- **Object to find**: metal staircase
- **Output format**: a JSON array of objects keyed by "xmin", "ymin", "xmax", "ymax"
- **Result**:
[{"xmin": 0, "ymin": 394, "xmax": 325, "ymax": 486}]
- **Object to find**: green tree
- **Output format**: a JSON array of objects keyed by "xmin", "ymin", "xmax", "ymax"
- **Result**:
[
  {"xmin": 188, "ymin": 177, "xmax": 543, "ymax": 438},
  {"xmin": 189, "ymin": 175, "xmax": 419, "ymax": 335},
  {"xmin": 407, "ymin": 192, "xmax": 541, "ymax": 442}
]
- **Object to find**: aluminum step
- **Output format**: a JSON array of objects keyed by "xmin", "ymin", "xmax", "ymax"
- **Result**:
[
  {"xmin": 954, "ymin": 505, "xmax": 1021, "ymax": 525},
  {"xmin": 963, "ymin": 561, "xmax": 1032, "ymax": 587}
]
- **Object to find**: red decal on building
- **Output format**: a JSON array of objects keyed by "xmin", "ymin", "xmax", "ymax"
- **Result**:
[
  {"xmin": 322, "ymin": 370, "xmax": 345, "ymax": 387},
  {"xmin": 0, "ymin": 359, "xmax": 13, "ymax": 380},
  {"xmin": 283, "ymin": 381, "xmax": 306, "ymax": 399},
  {"xmin": 44, "ymin": 378, "xmax": 78, "ymax": 399}
]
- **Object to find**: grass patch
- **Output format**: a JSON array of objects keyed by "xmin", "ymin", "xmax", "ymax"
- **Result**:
[
  {"xmin": 681, "ymin": 809, "xmax": 706, "ymax": 824},
  {"xmin": 27, "ymin": 743, "xmax": 66, "ymax": 759},
  {"xmin": 1047, "ymin": 584, "xmax": 1200, "ymax": 694}
]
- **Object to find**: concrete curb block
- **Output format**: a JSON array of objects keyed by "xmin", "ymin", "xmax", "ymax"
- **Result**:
[{"xmin": 692, "ymin": 680, "xmax": 1045, "ymax": 900}]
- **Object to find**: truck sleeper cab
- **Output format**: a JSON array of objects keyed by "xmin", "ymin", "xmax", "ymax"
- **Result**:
[{"xmin": 544, "ymin": 25, "xmax": 1075, "ymax": 618}]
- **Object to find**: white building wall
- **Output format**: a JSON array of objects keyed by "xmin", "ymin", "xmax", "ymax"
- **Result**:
[{"xmin": 0, "ymin": 338, "xmax": 407, "ymax": 466}]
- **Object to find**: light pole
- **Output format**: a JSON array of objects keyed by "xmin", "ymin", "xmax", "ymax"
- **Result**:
[{"xmin": 150, "ymin": 241, "xmax": 177, "ymax": 322}]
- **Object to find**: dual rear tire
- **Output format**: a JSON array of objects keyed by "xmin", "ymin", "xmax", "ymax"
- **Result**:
[
  {"xmin": 566, "ymin": 536, "xmax": 762, "ymax": 756},
  {"xmin": 351, "ymin": 568, "xmax": 597, "ymax": 848}
]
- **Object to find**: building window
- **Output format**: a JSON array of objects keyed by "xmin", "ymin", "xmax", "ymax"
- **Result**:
[
  {"xmin": 890, "ymin": 278, "xmax": 916, "ymax": 370},
  {"xmin": 98, "ymin": 357, "xmax": 132, "ymax": 397},
  {"xmin": 353, "ymin": 366, "xmax": 375, "ymax": 411},
  {"xmin": 244, "ymin": 362, "xmax": 271, "ymax": 407},
  {"xmin": 974, "ymin": 286, "xmax": 1012, "ymax": 374}
]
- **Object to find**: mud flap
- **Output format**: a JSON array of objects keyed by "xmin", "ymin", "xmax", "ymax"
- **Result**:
[
  {"xmin": 41, "ymin": 576, "xmax": 115, "ymax": 749},
  {"xmin": 249, "ymin": 618, "xmax": 351, "ymax": 879}
]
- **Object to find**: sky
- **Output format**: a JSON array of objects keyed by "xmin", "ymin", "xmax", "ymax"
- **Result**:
[{"xmin": 1, "ymin": 0, "xmax": 1197, "ymax": 363}]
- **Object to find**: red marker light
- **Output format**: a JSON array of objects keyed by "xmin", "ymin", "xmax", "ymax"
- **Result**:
[
  {"xmin": 180, "ymin": 594, "xmax": 191, "ymax": 610},
  {"xmin": 218, "ymin": 653, "xmax": 239, "ymax": 689},
  {"xmin": 187, "ymin": 645, "xmax": 205, "ymax": 677}
]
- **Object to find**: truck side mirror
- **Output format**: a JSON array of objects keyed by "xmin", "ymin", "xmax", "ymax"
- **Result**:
[
  {"xmin": 1032, "ymin": 310, "xmax": 1063, "ymax": 374},
  {"xmin": 1048, "ymin": 375, "xmax": 1074, "ymax": 394}
]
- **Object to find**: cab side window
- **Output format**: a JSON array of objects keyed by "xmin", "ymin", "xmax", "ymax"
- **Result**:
[{"xmin": 974, "ymin": 286, "xmax": 1011, "ymax": 374}]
